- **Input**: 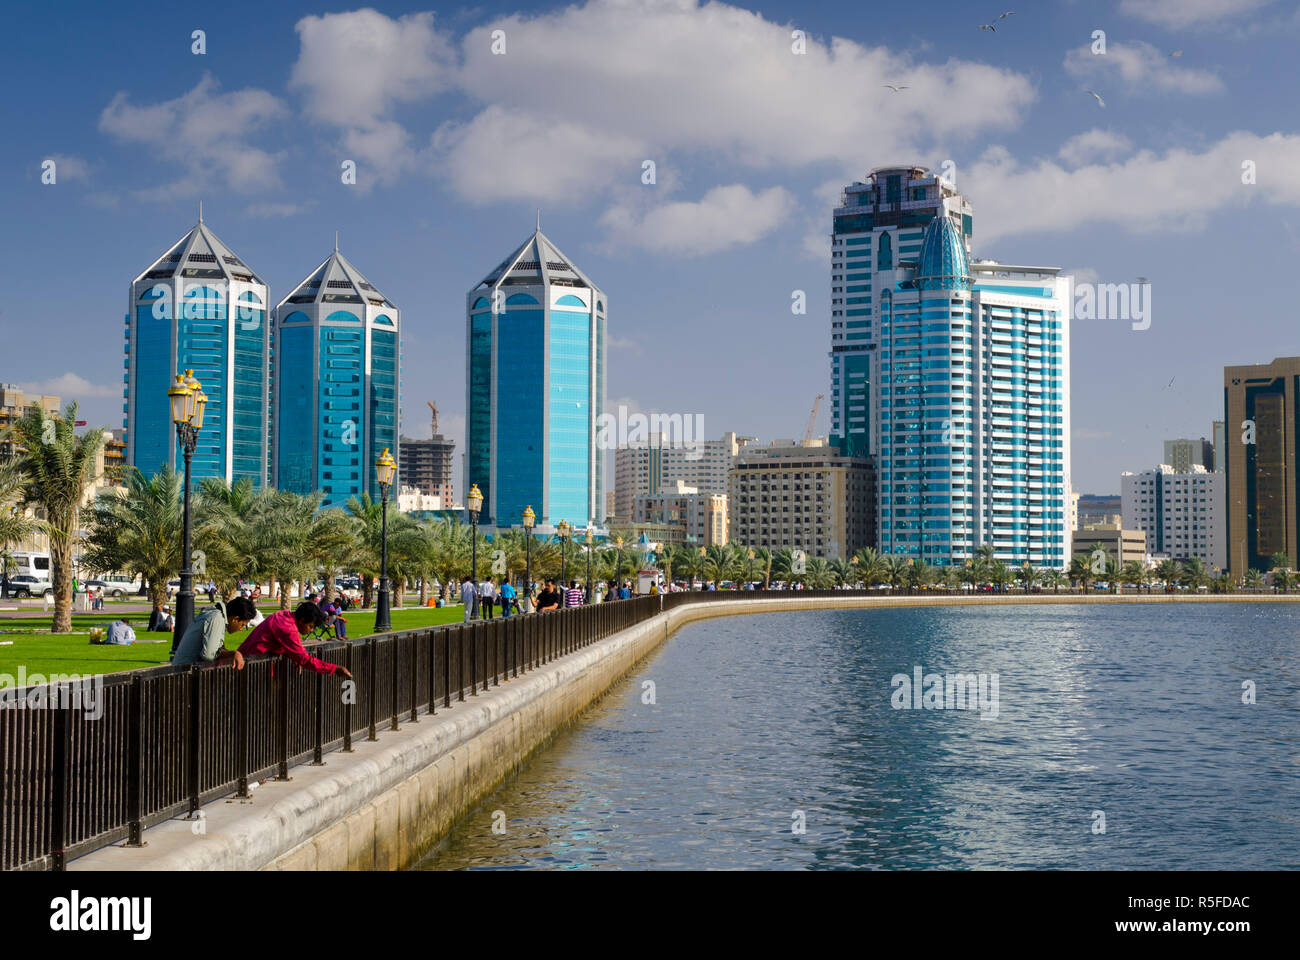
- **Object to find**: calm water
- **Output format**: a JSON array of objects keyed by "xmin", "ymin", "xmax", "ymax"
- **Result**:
[{"xmin": 415, "ymin": 603, "xmax": 1300, "ymax": 869}]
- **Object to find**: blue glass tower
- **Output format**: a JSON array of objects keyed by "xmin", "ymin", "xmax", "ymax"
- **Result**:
[
  {"xmin": 466, "ymin": 227, "xmax": 606, "ymax": 527},
  {"xmin": 126, "ymin": 218, "xmax": 271, "ymax": 486},
  {"xmin": 272, "ymin": 245, "xmax": 401, "ymax": 507},
  {"xmin": 870, "ymin": 212, "xmax": 1072, "ymax": 568}
]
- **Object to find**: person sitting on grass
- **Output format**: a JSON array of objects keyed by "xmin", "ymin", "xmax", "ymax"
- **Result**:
[
  {"xmin": 233, "ymin": 601, "xmax": 352, "ymax": 678},
  {"xmin": 171, "ymin": 596, "xmax": 258, "ymax": 667},
  {"xmin": 100, "ymin": 618, "xmax": 136, "ymax": 646}
]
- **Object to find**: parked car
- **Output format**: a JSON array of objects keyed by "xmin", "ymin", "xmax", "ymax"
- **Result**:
[
  {"xmin": 7, "ymin": 575, "xmax": 54, "ymax": 599},
  {"xmin": 82, "ymin": 575, "xmax": 140, "ymax": 599}
]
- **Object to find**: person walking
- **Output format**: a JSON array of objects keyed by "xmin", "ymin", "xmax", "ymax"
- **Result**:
[
  {"xmin": 564, "ymin": 580, "xmax": 584, "ymax": 607},
  {"xmin": 535, "ymin": 579, "xmax": 561, "ymax": 612},
  {"xmin": 479, "ymin": 577, "xmax": 497, "ymax": 620},
  {"xmin": 172, "ymin": 596, "xmax": 258, "ymax": 666},
  {"xmin": 460, "ymin": 578, "xmax": 478, "ymax": 622},
  {"xmin": 499, "ymin": 578, "xmax": 516, "ymax": 618}
]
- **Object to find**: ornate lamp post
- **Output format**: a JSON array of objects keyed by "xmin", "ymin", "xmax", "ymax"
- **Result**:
[
  {"xmin": 584, "ymin": 528, "xmax": 594, "ymax": 602},
  {"xmin": 168, "ymin": 369, "xmax": 206, "ymax": 652},
  {"xmin": 522, "ymin": 505, "xmax": 535, "ymax": 610},
  {"xmin": 613, "ymin": 535, "xmax": 624, "ymax": 597},
  {"xmin": 748, "ymin": 548, "xmax": 756, "ymax": 590},
  {"xmin": 556, "ymin": 519, "xmax": 571, "ymax": 585},
  {"xmin": 467, "ymin": 483, "xmax": 483, "ymax": 619},
  {"xmin": 374, "ymin": 447, "xmax": 397, "ymax": 633}
]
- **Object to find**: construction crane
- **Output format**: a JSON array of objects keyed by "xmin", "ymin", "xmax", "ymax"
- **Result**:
[
  {"xmin": 803, "ymin": 394, "xmax": 824, "ymax": 447},
  {"xmin": 427, "ymin": 401, "xmax": 438, "ymax": 437}
]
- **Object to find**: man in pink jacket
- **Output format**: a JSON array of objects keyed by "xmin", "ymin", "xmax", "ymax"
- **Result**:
[{"xmin": 234, "ymin": 601, "xmax": 352, "ymax": 678}]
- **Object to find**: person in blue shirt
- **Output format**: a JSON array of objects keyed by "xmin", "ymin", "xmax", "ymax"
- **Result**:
[{"xmin": 499, "ymin": 579, "xmax": 517, "ymax": 617}]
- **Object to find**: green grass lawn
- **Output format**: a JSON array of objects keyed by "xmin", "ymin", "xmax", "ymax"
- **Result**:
[{"xmin": 0, "ymin": 604, "xmax": 468, "ymax": 680}]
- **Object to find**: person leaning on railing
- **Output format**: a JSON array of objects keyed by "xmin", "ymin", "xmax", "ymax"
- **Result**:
[
  {"xmin": 233, "ymin": 601, "xmax": 353, "ymax": 678},
  {"xmin": 172, "ymin": 595, "xmax": 258, "ymax": 667}
]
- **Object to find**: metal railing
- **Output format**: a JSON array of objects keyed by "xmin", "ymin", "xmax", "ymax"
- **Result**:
[{"xmin": 0, "ymin": 585, "xmax": 1231, "ymax": 870}]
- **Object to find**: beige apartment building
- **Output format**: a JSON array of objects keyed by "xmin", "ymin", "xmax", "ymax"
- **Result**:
[
  {"xmin": 613, "ymin": 431, "xmax": 748, "ymax": 521},
  {"xmin": 728, "ymin": 438, "xmax": 874, "ymax": 558},
  {"xmin": 633, "ymin": 481, "xmax": 728, "ymax": 547}
]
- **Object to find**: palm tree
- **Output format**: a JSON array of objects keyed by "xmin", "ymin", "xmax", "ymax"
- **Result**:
[
  {"xmin": 0, "ymin": 460, "xmax": 36, "ymax": 598},
  {"xmin": 8, "ymin": 403, "xmax": 105, "ymax": 632},
  {"xmin": 751, "ymin": 546, "xmax": 772, "ymax": 589},
  {"xmin": 828, "ymin": 556, "xmax": 854, "ymax": 587},
  {"xmin": 1120, "ymin": 560, "xmax": 1144, "ymax": 594},
  {"xmin": 305, "ymin": 506, "xmax": 356, "ymax": 601},
  {"xmin": 1068, "ymin": 556, "xmax": 1093, "ymax": 592},
  {"xmin": 1181, "ymin": 557, "xmax": 1209, "ymax": 592},
  {"xmin": 1041, "ymin": 568, "xmax": 1067, "ymax": 594},
  {"xmin": 81, "ymin": 467, "xmax": 183, "ymax": 613},
  {"xmin": 853, "ymin": 547, "xmax": 885, "ymax": 586},
  {"xmin": 1242, "ymin": 567, "xmax": 1265, "ymax": 592},
  {"xmin": 882, "ymin": 555, "xmax": 909, "ymax": 591},
  {"xmin": 194, "ymin": 476, "xmax": 263, "ymax": 598},
  {"xmin": 1016, "ymin": 561, "xmax": 1036, "ymax": 594},
  {"xmin": 803, "ymin": 556, "xmax": 835, "ymax": 589},
  {"xmin": 1155, "ymin": 558, "xmax": 1182, "ymax": 594}
]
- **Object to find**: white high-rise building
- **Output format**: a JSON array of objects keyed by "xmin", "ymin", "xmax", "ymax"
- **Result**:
[
  {"xmin": 612, "ymin": 431, "xmax": 746, "ymax": 520},
  {"xmin": 1122, "ymin": 464, "xmax": 1226, "ymax": 570},
  {"xmin": 866, "ymin": 200, "xmax": 1072, "ymax": 568}
]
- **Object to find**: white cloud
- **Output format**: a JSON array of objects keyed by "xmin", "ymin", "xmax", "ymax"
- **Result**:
[
  {"xmin": 99, "ymin": 74, "xmax": 288, "ymax": 197},
  {"xmin": 1064, "ymin": 40, "xmax": 1223, "ymax": 95},
  {"xmin": 290, "ymin": 10, "xmax": 454, "ymax": 183},
  {"xmin": 1119, "ymin": 0, "xmax": 1274, "ymax": 28},
  {"xmin": 1058, "ymin": 129, "xmax": 1134, "ymax": 166},
  {"xmin": 433, "ymin": 106, "xmax": 644, "ymax": 204},
  {"xmin": 600, "ymin": 184, "xmax": 796, "ymax": 256},
  {"xmin": 444, "ymin": 0, "xmax": 1033, "ymax": 204},
  {"xmin": 19, "ymin": 373, "xmax": 119, "ymax": 399},
  {"xmin": 966, "ymin": 132, "xmax": 1300, "ymax": 244}
]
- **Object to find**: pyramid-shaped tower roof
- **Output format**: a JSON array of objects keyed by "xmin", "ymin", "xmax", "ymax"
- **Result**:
[
  {"xmin": 916, "ymin": 214, "xmax": 971, "ymax": 291},
  {"xmin": 133, "ymin": 218, "xmax": 266, "ymax": 286},
  {"xmin": 475, "ymin": 228, "xmax": 599, "ymax": 292},
  {"xmin": 278, "ymin": 247, "xmax": 396, "ymax": 310}
]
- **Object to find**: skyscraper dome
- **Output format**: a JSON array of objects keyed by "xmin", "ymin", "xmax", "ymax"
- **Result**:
[{"xmin": 916, "ymin": 215, "xmax": 971, "ymax": 290}]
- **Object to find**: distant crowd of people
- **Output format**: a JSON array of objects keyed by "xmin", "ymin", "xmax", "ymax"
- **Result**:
[{"xmin": 458, "ymin": 577, "xmax": 639, "ymax": 622}]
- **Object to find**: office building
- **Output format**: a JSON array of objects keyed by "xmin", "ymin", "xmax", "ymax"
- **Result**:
[
  {"xmin": 613, "ymin": 431, "xmax": 746, "ymax": 520},
  {"xmin": 829, "ymin": 165, "xmax": 974, "ymax": 458},
  {"xmin": 399, "ymin": 402, "xmax": 455, "ymax": 504},
  {"xmin": 1072, "ymin": 525, "xmax": 1147, "ymax": 569},
  {"xmin": 1224, "ymin": 357, "xmax": 1300, "ymax": 575},
  {"xmin": 868, "ymin": 209, "xmax": 1071, "ymax": 568},
  {"xmin": 1121, "ymin": 464, "xmax": 1225, "ymax": 569},
  {"xmin": 273, "ymin": 244, "xmax": 400, "ymax": 507},
  {"xmin": 728, "ymin": 438, "xmax": 874, "ymax": 558},
  {"xmin": 466, "ymin": 226, "xmax": 605, "ymax": 528},
  {"xmin": 634, "ymin": 481, "xmax": 728, "ymax": 547},
  {"xmin": 1163, "ymin": 437, "xmax": 1214, "ymax": 474},
  {"xmin": 126, "ymin": 217, "xmax": 271, "ymax": 486},
  {"xmin": 0, "ymin": 384, "xmax": 61, "ymax": 459},
  {"xmin": 1212, "ymin": 420, "xmax": 1225, "ymax": 474}
]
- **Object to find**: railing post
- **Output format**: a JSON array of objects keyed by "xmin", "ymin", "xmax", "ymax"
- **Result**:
[
  {"xmin": 276, "ymin": 658, "xmax": 292, "ymax": 781},
  {"xmin": 342, "ymin": 642, "xmax": 355, "ymax": 753},
  {"xmin": 391, "ymin": 636, "xmax": 401, "ymax": 732},
  {"xmin": 458, "ymin": 627, "xmax": 467, "ymax": 702},
  {"xmin": 186, "ymin": 666, "xmax": 202, "ymax": 815},
  {"xmin": 237, "ymin": 663, "xmax": 253, "ymax": 792},
  {"xmin": 126, "ymin": 675, "xmax": 147, "ymax": 845},
  {"xmin": 50, "ymin": 684, "xmax": 71, "ymax": 871},
  {"xmin": 367, "ymin": 637, "xmax": 378, "ymax": 741},
  {"xmin": 310, "ymin": 667, "xmax": 326, "ymax": 766},
  {"xmin": 470, "ymin": 624, "xmax": 478, "ymax": 696},
  {"xmin": 445, "ymin": 629, "xmax": 453, "ymax": 707}
]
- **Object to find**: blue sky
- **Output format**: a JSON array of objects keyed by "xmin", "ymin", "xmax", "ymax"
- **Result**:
[{"xmin": 4, "ymin": 0, "xmax": 1299, "ymax": 495}]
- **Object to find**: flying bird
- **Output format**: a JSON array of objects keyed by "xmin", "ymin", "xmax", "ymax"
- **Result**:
[
  {"xmin": 999, "ymin": 11, "xmax": 1016, "ymax": 18},
  {"xmin": 979, "ymin": 23, "xmax": 997, "ymax": 32},
  {"xmin": 1087, "ymin": 89, "xmax": 1106, "ymax": 108},
  {"xmin": 1169, "ymin": 50, "xmax": 1183, "ymax": 57},
  {"xmin": 1165, "ymin": 376, "xmax": 1176, "ymax": 389},
  {"xmin": 883, "ymin": 83, "xmax": 909, "ymax": 93}
]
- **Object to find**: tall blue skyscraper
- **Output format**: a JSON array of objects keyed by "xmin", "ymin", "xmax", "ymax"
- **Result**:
[
  {"xmin": 829, "ymin": 166, "xmax": 973, "ymax": 459},
  {"xmin": 272, "ymin": 245, "xmax": 401, "ymax": 507},
  {"xmin": 126, "ymin": 217, "xmax": 271, "ymax": 486},
  {"xmin": 466, "ymin": 226, "xmax": 606, "ymax": 527},
  {"xmin": 869, "ymin": 210, "xmax": 1072, "ymax": 568}
]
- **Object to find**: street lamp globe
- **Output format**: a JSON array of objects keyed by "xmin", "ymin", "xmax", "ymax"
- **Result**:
[
  {"xmin": 556, "ymin": 519, "xmax": 570, "ymax": 541},
  {"xmin": 168, "ymin": 375, "xmax": 192, "ymax": 425},
  {"xmin": 522, "ymin": 505, "xmax": 535, "ymax": 531},
  {"xmin": 376, "ymin": 447, "xmax": 397, "ymax": 492},
  {"xmin": 191, "ymin": 386, "xmax": 207, "ymax": 430},
  {"xmin": 467, "ymin": 482, "xmax": 483, "ymax": 520}
]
